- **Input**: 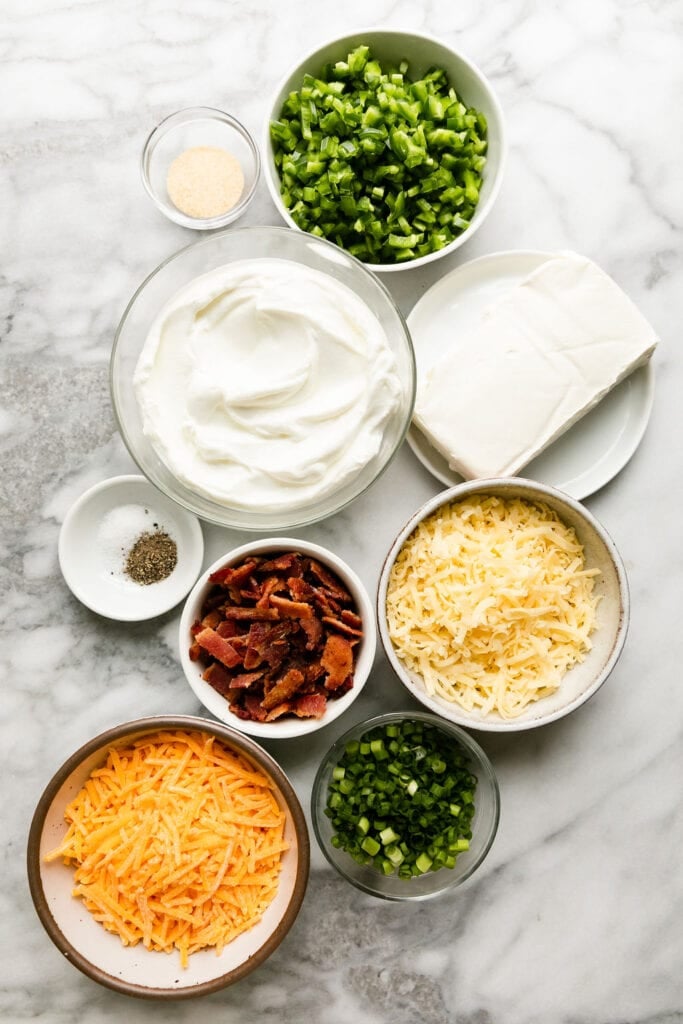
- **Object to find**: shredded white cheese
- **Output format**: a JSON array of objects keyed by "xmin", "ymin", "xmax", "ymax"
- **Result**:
[{"xmin": 386, "ymin": 496, "xmax": 601, "ymax": 719}]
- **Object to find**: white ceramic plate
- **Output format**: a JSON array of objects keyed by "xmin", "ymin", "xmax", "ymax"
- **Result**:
[
  {"xmin": 406, "ymin": 250, "xmax": 655, "ymax": 499},
  {"xmin": 59, "ymin": 475, "xmax": 204, "ymax": 620}
]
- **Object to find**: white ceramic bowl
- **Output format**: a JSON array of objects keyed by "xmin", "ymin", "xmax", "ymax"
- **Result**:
[
  {"xmin": 58, "ymin": 475, "xmax": 204, "ymax": 620},
  {"xmin": 179, "ymin": 538, "xmax": 376, "ymax": 739},
  {"xmin": 27, "ymin": 716, "xmax": 309, "ymax": 998},
  {"xmin": 263, "ymin": 29, "xmax": 506, "ymax": 272},
  {"xmin": 377, "ymin": 479, "xmax": 629, "ymax": 732}
]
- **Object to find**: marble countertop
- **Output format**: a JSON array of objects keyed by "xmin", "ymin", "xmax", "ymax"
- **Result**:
[{"xmin": 2, "ymin": 1, "xmax": 682, "ymax": 1021}]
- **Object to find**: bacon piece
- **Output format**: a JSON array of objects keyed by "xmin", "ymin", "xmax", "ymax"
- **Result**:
[
  {"xmin": 293, "ymin": 692, "xmax": 327, "ymax": 718},
  {"xmin": 287, "ymin": 576, "xmax": 317, "ymax": 602},
  {"xmin": 216, "ymin": 619, "xmax": 238, "ymax": 639},
  {"xmin": 307, "ymin": 559, "xmax": 351, "ymax": 602},
  {"xmin": 190, "ymin": 620, "xmax": 203, "ymax": 637},
  {"xmin": 243, "ymin": 620, "xmax": 294, "ymax": 671},
  {"xmin": 209, "ymin": 559, "xmax": 260, "ymax": 585},
  {"xmin": 260, "ymin": 668, "xmax": 305, "ymax": 710},
  {"xmin": 341, "ymin": 609, "xmax": 363, "ymax": 629},
  {"xmin": 260, "ymin": 552, "xmax": 304, "ymax": 575},
  {"xmin": 201, "ymin": 610, "xmax": 223, "ymax": 630},
  {"xmin": 321, "ymin": 634, "xmax": 354, "ymax": 690},
  {"xmin": 300, "ymin": 614, "xmax": 323, "ymax": 651},
  {"xmin": 321, "ymin": 615, "xmax": 364, "ymax": 640},
  {"xmin": 244, "ymin": 693, "xmax": 269, "ymax": 721},
  {"xmin": 195, "ymin": 627, "xmax": 242, "ymax": 669},
  {"xmin": 256, "ymin": 575, "xmax": 287, "ymax": 607},
  {"xmin": 265, "ymin": 702, "xmax": 293, "ymax": 721},
  {"xmin": 202, "ymin": 661, "xmax": 234, "ymax": 696},
  {"xmin": 189, "ymin": 642, "xmax": 202, "ymax": 662},
  {"xmin": 269, "ymin": 594, "xmax": 313, "ymax": 619},
  {"xmin": 220, "ymin": 606, "xmax": 280, "ymax": 622},
  {"xmin": 228, "ymin": 671, "xmax": 264, "ymax": 690}
]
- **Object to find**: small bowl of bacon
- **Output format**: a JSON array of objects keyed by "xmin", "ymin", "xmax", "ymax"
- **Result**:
[
  {"xmin": 378, "ymin": 478, "xmax": 629, "ymax": 732},
  {"xmin": 179, "ymin": 539, "xmax": 376, "ymax": 739},
  {"xmin": 27, "ymin": 716, "xmax": 309, "ymax": 998}
]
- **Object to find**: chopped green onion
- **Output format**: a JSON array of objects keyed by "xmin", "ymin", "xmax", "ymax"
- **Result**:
[{"xmin": 324, "ymin": 719, "xmax": 478, "ymax": 879}]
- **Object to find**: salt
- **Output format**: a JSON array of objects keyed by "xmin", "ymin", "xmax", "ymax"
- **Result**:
[{"xmin": 97, "ymin": 504, "xmax": 176, "ymax": 585}]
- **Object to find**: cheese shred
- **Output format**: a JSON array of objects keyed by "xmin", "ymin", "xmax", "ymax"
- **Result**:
[
  {"xmin": 386, "ymin": 496, "xmax": 600, "ymax": 718},
  {"xmin": 44, "ymin": 730, "xmax": 288, "ymax": 966}
]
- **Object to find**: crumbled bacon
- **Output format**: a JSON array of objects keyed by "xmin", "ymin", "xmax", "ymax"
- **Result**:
[
  {"xmin": 202, "ymin": 662, "xmax": 234, "ymax": 695},
  {"xmin": 261, "ymin": 668, "xmax": 305, "ymax": 710},
  {"xmin": 321, "ymin": 615, "xmax": 364, "ymax": 640},
  {"xmin": 195, "ymin": 627, "xmax": 242, "ymax": 669},
  {"xmin": 191, "ymin": 550, "xmax": 363, "ymax": 723},
  {"xmin": 269, "ymin": 595, "xmax": 314, "ymax": 619},
  {"xmin": 321, "ymin": 634, "xmax": 354, "ymax": 690},
  {"xmin": 307, "ymin": 559, "xmax": 351, "ymax": 601},
  {"xmin": 209, "ymin": 560, "xmax": 259, "ymax": 586},
  {"xmin": 293, "ymin": 692, "xmax": 327, "ymax": 718}
]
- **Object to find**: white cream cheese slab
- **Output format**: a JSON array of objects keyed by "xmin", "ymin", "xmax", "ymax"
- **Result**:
[{"xmin": 413, "ymin": 252, "xmax": 658, "ymax": 480}]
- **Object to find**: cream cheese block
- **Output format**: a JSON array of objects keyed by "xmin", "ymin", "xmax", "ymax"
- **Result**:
[{"xmin": 413, "ymin": 252, "xmax": 658, "ymax": 480}]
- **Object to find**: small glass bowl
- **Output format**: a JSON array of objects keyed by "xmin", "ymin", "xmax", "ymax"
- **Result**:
[
  {"xmin": 311, "ymin": 711, "xmax": 500, "ymax": 900},
  {"xmin": 141, "ymin": 106, "xmax": 260, "ymax": 230}
]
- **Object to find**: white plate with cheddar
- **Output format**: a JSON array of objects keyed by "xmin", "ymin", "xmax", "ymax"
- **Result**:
[{"xmin": 407, "ymin": 250, "xmax": 656, "ymax": 499}]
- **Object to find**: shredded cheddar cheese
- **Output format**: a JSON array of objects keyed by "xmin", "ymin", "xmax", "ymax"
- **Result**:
[
  {"xmin": 386, "ymin": 496, "xmax": 600, "ymax": 718},
  {"xmin": 44, "ymin": 730, "xmax": 288, "ymax": 966}
]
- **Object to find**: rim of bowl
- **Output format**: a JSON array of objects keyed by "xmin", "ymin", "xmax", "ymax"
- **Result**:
[
  {"xmin": 263, "ymin": 28, "xmax": 507, "ymax": 272},
  {"xmin": 311, "ymin": 710, "xmax": 500, "ymax": 899},
  {"xmin": 27, "ymin": 714, "xmax": 310, "ymax": 1000},
  {"xmin": 57, "ymin": 474, "xmax": 204, "ymax": 621},
  {"xmin": 141, "ymin": 106, "xmax": 261, "ymax": 230},
  {"xmin": 109, "ymin": 224, "xmax": 416, "ymax": 530},
  {"xmin": 377, "ymin": 478, "xmax": 631, "ymax": 732},
  {"xmin": 178, "ymin": 538, "xmax": 377, "ymax": 739}
]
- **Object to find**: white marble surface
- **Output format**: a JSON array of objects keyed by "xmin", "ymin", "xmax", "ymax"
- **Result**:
[{"xmin": 2, "ymin": 0, "xmax": 682, "ymax": 1021}]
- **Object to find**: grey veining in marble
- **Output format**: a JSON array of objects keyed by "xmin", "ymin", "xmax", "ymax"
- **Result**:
[{"xmin": 2, "ymin": 0, "xmax": 682, "ymax": 1021}]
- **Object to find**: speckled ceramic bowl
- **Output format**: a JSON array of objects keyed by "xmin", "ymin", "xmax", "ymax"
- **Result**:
[
  {"xmin": 377, "ymin": 479, "xmax": 629, "ymax": 732},
  {"xmin": 27, "ymin": 716, "xmax": 309, "ymax": 999}
]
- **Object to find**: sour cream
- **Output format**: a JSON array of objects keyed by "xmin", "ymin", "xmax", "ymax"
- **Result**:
[{"xmin": 134, "ymin": 259, "xmax": 403, "ymax": 511}]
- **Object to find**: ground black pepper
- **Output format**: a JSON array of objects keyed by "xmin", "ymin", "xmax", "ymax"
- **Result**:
[{"xmin": 124, "ymin": 530, "xmax": 178, "ymax": 585}]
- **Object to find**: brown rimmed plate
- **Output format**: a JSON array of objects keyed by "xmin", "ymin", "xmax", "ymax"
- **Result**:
[{"xmin": 27, "ymin": 715, "xmax": 309, "ymax": 999}]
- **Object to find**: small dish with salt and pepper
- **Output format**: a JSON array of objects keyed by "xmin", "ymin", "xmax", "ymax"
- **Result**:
[{"xmin": 58, "ymin": 475, "xmax": 204, "ymax": 621}]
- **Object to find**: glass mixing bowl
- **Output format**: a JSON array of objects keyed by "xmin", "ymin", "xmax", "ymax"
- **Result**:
[
  {"xmin": 312, "ymin": 711, "xmax": 500, "ymax": 900},
  {"xmin": 110, "ymin": 226, "xmax": 415, "ymax": 530}
]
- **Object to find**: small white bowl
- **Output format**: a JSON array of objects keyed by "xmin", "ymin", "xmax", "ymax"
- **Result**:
[
  {"xmin": 141, "ymin": 106, "xmax": 260, "ymax": 230},
  {"xmin": 179, "ymin": 538, "xmax": 376, "ymax": 739},
  {"xmin": 27, "ymin": 716, "xmax": 309, "ymax": 998},
  {"xmin": 59, "ymin": 475, "xmax": 204, "ymax": 620},
  {"xmin": 377, "ymin": 479, "xmax": 629, "ymax": 732},
  {"xmin": 263, "ymin": 29, "xmax": 506, "ymax": 272}
]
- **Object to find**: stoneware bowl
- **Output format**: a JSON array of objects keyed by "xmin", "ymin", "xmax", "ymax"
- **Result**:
[
  {"xmin": 179, "ymin": 538, "xmax": 376, "ymax": 740},
  {"xmin": 27, "ymin": 715, "xmax": 309, "ymax": 999},
  {"xmin": 377, "ymin": 478, "xmax": 629, "ymax": 732},
  {"xmin": 263, "ymin": 28, "xmax": 506, "ymax": 272},
  {"xmin": 312, "ymin": 711, "xmax": 500, "ymax": 899}
]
